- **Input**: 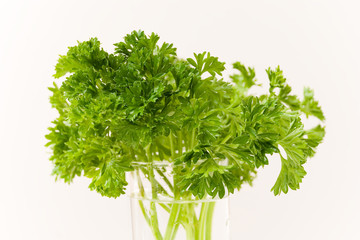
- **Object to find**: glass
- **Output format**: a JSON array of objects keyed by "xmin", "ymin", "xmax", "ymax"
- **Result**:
[{"xmin": 129, "ymin": 161, "xmax": 230, "ymax": 240}]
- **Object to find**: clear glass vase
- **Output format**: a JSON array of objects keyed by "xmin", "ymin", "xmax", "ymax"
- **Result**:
[{"xmin": 129, "ymin": 161, "xmax": 230, "ymax": 240}]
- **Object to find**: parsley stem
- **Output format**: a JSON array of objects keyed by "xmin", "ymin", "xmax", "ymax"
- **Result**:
[
  {"xmin": 169, "ymin": 132, "xmax": 176, "ymax": 159},
  {"xmin": 158, "ymin": 203, "xmax": 171, "ymax": 213},
  {"xmin": 205, "ymin": 202, "xmax": 215, "ymax": 240},
  {"xmin": 198, "ymin": 201, "xmax": 216, "ymax": 240},
  {"xmin": 138, "ymin": 200, "xmax": 150, "ymax": 226},
  {"xmin": 178, "ymin": 131, "xmax": 183, "ymax": 154},
  {"xmin": 136, "ymin": 171, "xmax": 151, "ymax": 227},
  {"xmin": 149, "ymin": 201, "xmax": 163, "ymax": 240},
  {"xmin": 184, "ymin": 202, "xmax": 197, "ymax": 240},
  {"xmin": 146, "ymin": 144, "xmax": 163, "ymax": 240},
  {"xmin": 163, "ymin": 203, "xmax": 181, "ymax": 240},
  {"xmin": 140, "ymin": 167, "xmax": 173, "ymax": 198},
  {"xmin": 163, "ymin": 131, "xmax": 182, "ymax": 240},
  {"xmin": 191, "ymin": 128, "xmax": 196, "ymax": 149},
  {"xmin": 156, "ymin": 168, "xmax": 174, "ymax": 193}
]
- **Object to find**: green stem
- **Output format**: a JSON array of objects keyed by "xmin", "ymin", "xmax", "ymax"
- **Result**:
[
  {"xmin": 158, "ymin": 202, "xmax": 192, "ymax": 237},
  {"xmin": 205, "ymin": 202, "xmax": 215, "ymax": 240},
  {"xmin": 159, "ymin": 203, "xmax": 171, "ymax": 213},
  {"xmin": 150, "ymin": 201, "xmax": 163, "ymax": 240},
  {"xmin": 169, "ymin": 131, "xmax": 176, "ymax": 159},
  {"xmin": 146, "ymin": 145, "xmax": 163, "ymax": 240},
  {"xmin": 198, "ymin": 201, "xmax": 216, "ymax": 240},
  {"xmin": 136, "ymin": 171, "xmax": 151, "ymax": 226},
  {"xmin": 140, "ymin": 131, "xmax": 209, "ymax": 240},
  {"xmin": 186, "ymin": 225, "xmax": 195, "ymax": 240},
  {"xmin": 156, "ymin": 168, "xmax": 174, "ymax": 193},
  {"xmin": 163, "ymin": 131, "xmax": 185, "ymax": 240},
  {"xmin": 198, "ymin": 203, "xmax": 206, "ymax": 240},
  {"xmin": 138, "ymin": 200, "xmax": 150, "ymax": 226},
  {"xmin": 194, "ymin": 214, "xmax": 199, "ymax": 240},
  {"xmin": 184, "ymin": 202, "xmax": 197, "ymax": 240},
  {"xmin": 191, "ymin": 128, "xmax": 196, "ymax": 149},
  {"xmin": 164, "ymin": 203, "xmax": 181, "ymax": 240},
  {"xmin": 178, "ymin": 131, "xmax": 183, "ymax": 154},
  {"xmin": 140, "ymin": 167, "xmax": 173, "ymax": 198}
]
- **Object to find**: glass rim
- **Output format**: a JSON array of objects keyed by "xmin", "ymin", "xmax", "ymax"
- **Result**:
[
  {"xmin": 131, "ymin": 158, "xmax": 228, "ymax": 168},
  {"xmin": 131, "ymin": 161, "xmax": 176, "ymax": 168},
  {"xmin": 128, "ymin": 192, "xmax": 229, "ymax": 203}
]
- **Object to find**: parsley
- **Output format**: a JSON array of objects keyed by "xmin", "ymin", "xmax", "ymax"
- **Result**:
[{"xmin": 46, "ymin": 30, "xmax": 325, "ymax": 199}]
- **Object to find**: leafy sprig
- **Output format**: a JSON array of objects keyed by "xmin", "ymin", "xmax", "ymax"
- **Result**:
[{"xmin": 46, "ymin": 30, "xmax": 325, "ymax": 198}]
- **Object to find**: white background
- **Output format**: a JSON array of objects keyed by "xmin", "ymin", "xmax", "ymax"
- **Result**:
[{"xmin": 1, "ymin": 0, "xmax": 359, "ymax": 239}]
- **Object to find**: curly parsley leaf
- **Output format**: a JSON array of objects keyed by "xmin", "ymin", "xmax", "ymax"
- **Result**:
[
  {"xmin": 187, "ymin": 52, "xmax": 225, "ymax": 76},
  {"xmin": 301, "ymin": 87, "xmax": 325, "ymax": 121},
  {"xmin": 231, "ymin": 62, "xmax": 258, "ymax": 95}
]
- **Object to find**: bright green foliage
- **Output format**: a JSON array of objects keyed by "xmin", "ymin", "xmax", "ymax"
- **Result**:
[
  {"xmin": 231, "ymin": 62, "xmax": 258, "ymax": 95},
  {"xmin": 187, "ymin": 52, "xmax": 225, "ymax": 76},
  {"xmin": 46, "ymin": 30, "xmax": 325, "ymax": 198}
]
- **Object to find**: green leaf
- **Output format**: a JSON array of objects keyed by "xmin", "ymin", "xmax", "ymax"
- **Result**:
[
  {"xmin": 278, "ymin": 85, "xmax": 301, "ymax": 110},
  {"xmin": 271, "ymin": 155, "xmax": 307, "ymax": 195},
  {"xmin": 304, "ymin": 125, "xmax": 325, "ymax": 157},
  {"xmin": 301, "ymin": 87, "xmax": 325, "ymax": 121},
  {"xmin": 267, "ymin": 66, "xmax": 287, "ymax": 94},
  {"xmin": 187, "ymin": 52, "xmax": 225, "ymax": 76},
  {"xmin": 231, "ymin": 62, "xmax": 258, "ymax": 95},
  {"xmin": 88, "ymin": 157, "xmax": 131, "ymax": 198},
  {"xmin": 54, "ymin": 38, "xmax": 108, "ymax": 78}
]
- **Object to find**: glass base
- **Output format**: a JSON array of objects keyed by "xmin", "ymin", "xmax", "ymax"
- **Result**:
[{"xmin": 130, "ymin": 193, "xmax": 229, "ymax": 240}]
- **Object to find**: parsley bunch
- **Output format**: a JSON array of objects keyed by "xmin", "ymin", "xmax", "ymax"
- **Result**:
[{"xmin": 46, "ymin": 30, "xmax": 325, "ymax": 199}]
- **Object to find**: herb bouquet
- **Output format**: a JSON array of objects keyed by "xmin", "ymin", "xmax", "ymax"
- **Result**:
[{"xmin": 46, "ymin": 30, "xmax": 325, "ymax": 240}]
